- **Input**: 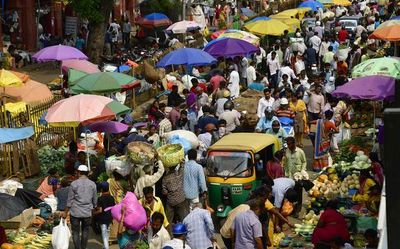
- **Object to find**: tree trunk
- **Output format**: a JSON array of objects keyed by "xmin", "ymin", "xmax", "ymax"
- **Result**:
[{"xmin": 86, "ymin": 0, "xmax": 114, "ymax": 63}]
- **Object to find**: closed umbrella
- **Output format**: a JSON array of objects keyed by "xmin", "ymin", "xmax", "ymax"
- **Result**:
[
  {"xmin": 244, "ymin": 19, "xmax": 289, "ymax": 36},
  {"xmin": 203, "ymin": 38, "xmax": 260, "ymax": 57},
  {"xmin": 45, "ymin": 94, "xmax": 130, "ymax": 127},
  {"xmin": 32, "ymin": 44, "xmax": 88, "ymax": 62},
  {"xmin": 157, "ymin": 48, "xmax": 216, "ymax": 67},
  {"xmin": 0, "ymin": 193, "xmax": 27, "ymax": 221},
  {"xmin": 70, "ymin": 72, "xmax": 136, "ymax": 94},
  {"xmin": 351, "ymin": 57, "xmax": 400, "ymax": 79}
]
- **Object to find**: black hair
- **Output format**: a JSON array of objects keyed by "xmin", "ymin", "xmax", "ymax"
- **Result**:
[
  {"xmin": 180, "ymin": 110, "xmax": 188, "ymax": 115},
  {"xmin": 182, "ymin": 89, "xmax": 190, "ymax": 94},
  {"xmin": 48, "ymin": 168, "xmax": 58, "ymax": 176},
  {"xmin": 247, "ymin": 198, "xmax": 264, "ymax": 211},
  {"xmin": 218, "ymin": 119, "xmax": 227, "ymax": 125},
  {"xmin": 191, "ymin": 78, "xmax": 199, "ymax": 84},
  {"xmin": 143, "ymin": 186, "xmax": 154, "ymax": 196},
  {"xmin": 324, "ymin": 110, "xmax": 334, "ymax": 119},
  {"xmin": 100, "ymin": 182, "xmax": 109, "ymax": 192},
  {"xmin": 325, "ymin": 199, "xmax": 339, "ymax": 210},
  {"xmin": 159, "ymin": 103, "xmax": 167, "ymax": 109},
  {"xmin": 263, "ymin": 88, "xmax": 271, "ymax": 93},
  {"xmin": 69, "ymin": 141, "xmax": 78, "ymax": 153},
  {"xmin": 285, "ymin": 188, "xmax": 298, "ymax": 203},
  {"xmin": 364, "ymin": 228, "xmax": 378, "ymax": 239},
  {"xmin": 151, "ymin": 211, "xmax": 165, "ymax": 224},
  {"xmin": 187, "ymin": 149, "xmax": 197, "ymax": 160},
  {"xmin": 285, "ymin": 136, "xmax": 295, "ymax": 144},
  {"xmin": 369, "ymin": 152, "xmax": 379, "ymax": 162},
  {"xmin": 202, "ymin": 105, "xmax": 211, "ymax": 113}
]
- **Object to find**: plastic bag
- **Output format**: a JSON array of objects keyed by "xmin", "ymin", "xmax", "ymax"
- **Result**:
[
  {"xmin": 105, "ymin": 192, "xmax": 147, "ymax": 232},
  {"xmin": 105, "ymin": 156, "xmax": 133, "ymax": 176},
  {"xmin": 44, "ymin": 195, "xmax": 58, "ymax": 213},
  {"xmin": 52, "ymin": 218, "xmax": 71, "ymax": 249},
  {"xmin": 165, "ymin": 130, "xmax": 199, "ymax": 149},
  {"xmin": 168, "ymin": 135, "xmax": 192, "ymax": 153}
]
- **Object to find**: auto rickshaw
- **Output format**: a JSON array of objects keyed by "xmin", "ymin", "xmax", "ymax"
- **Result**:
[{"xmin": 206, "ymin": 133, "xmax": 280, "ymax": 218}]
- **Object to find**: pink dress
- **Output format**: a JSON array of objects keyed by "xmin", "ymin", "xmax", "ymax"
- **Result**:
[{"xmin": 266, "ymin": 159, "xmax": 284, "ymax": 179}]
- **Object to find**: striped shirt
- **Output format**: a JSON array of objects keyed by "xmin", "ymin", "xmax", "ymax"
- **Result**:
[{"xmin": 183, "ymin": 208, "xmax": 215, "ymax": 249}]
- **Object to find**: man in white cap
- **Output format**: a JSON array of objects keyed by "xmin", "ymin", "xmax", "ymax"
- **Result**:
[{"xmin": 63, "ymin": 165, "xmax": 97, "ymax": 249}]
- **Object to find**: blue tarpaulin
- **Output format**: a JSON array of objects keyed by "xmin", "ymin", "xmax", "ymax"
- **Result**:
[{"xmin": 0, "ymin": 126, "xmax": 34, "ymax": 143}]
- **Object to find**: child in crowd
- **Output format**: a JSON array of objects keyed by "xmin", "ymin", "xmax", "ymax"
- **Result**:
[
  {"xmin": 93, "ymin": 182, "xmax": 116, "ymax": 249},
  {"xmin": 55, "ymin": 177, "xmax": 70, "ymax": 211}
]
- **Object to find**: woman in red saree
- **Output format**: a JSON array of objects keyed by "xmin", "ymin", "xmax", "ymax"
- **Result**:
[
  {"xmin": 265, "ymin": 150, "xmax": 284, "ymax": 179},
  {"xmin": 312, "ymin": 200, "xmax": 350, "ymax": 246}
]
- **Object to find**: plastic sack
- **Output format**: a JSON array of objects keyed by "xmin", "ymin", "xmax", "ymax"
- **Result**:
[
  {"xmin": 168, "ymin": 135, "xmax": 192, "ymax": 153},
  {"xmin": 165, "ymin": 130, "xmax": 199, "ymax": 149},
  {"xmin": 44, "ymin": 195, "xmax": 58, "ymax": 213},
  {"xmin": 356, "ymin": 216, "xmax": 378, "ymax": 233},
  {"xmin": 106, "ymin": 192, "xmax": 147, "ymax": 232},
  {"xmin": 0, "ymin": 180, "xmax": 23, "ymax": 196},
  {"xmin": 105, "ymin": 156, "xmax": 133, "ymax": 177},
  {"xmin": 52, "ymin": 218, "xmax": 71, "ymax": 249}
]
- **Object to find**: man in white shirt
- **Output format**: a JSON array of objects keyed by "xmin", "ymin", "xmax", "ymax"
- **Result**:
[
  {"xmin": 272, "ymin": 177, "xmax": 296, "ymax": 208},
  {"xmin": 148, "ymin": 212, "xmax": 171, "ymax": 249},
  {"xmin": 257, "ymin": 88, "xmax": 275, "ymax": 118},
  {"xmin": 246, "ymin": 61, "xmax": 257, "ymax": 85},
  {"xmin": 240, "ymin": 57, "xmax": 248, "ymax": 85},
  {"xmin": 219, "ymin": 101, "xmax": 240, "ymax": 133},
  {"xmin": 266, "ymin": 51, "xmax": 280, "ymax": 89},
  {"xmin": 255, "ymin": 47, "xmax": 266, "ymax": 68},
  {"xmin": 279, "ymin": 62, "xmax": 297, "ymax": 82},
  {"xmin": 228, "ymin": 65, "xmax": 240, "ymax": 99},
  {"xmin": 309, "ymin": 32, "xmax": 322, "ymax": 55}
]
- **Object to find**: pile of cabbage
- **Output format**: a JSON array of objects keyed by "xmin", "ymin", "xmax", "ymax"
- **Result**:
[{"xmin": 333, "ymin": 151, "xmax": 371, "ymax": 172}]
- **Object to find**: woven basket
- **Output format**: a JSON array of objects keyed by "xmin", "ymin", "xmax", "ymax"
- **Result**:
[
  {"xmin": 157, "ymin": 144, "xmax": 184, "ymax": 168},
  {"xmin": 127, "ymin": 141, "xmax": 156, "ymax": 165}
]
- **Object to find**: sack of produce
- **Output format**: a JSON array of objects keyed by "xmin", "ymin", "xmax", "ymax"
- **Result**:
[
  {"xmin": 165, "ymin": 130, "xmax": 199, "ymax": 149},
  {"xmin": 157, "ymin": 144, "xmax": 184, "ymax": 168},
  {"xmin": 127, "ymin": 141, "xmax": 156, "ymax": 165},
  {"xmin": 105, "ymin": 155, "xmax": 133, "ymax": 177},
  {"xmin": 168, "ymin": 135, "xmax": 192, "ymax": 153},
  {"xmin": 105, "ymin": 192, "xmax": 147, "ymax": 232}
]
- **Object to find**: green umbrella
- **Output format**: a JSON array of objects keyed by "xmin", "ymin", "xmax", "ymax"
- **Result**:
[
  {"xmin": 71, "ymin": 72, "xmax": 136, "ymax": 94},
  {"xmin": 68, "ymin": 68, "xmax": 88, "ymax": 86},
  {"xmin": 106, "ymin": 100, "xmax": 131, "ymax": 115},
  {"xmin": 352, "ymin": 57, "xmax": 400, "ymax": 79}
]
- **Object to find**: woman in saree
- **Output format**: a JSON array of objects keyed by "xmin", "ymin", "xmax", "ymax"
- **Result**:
[
  {"xmin": 312, "ymin": 110, "xmax": 338, "ymax": 171},
  {"xmin": 36, "ymin": 168, "xmax": 59, "ymax": 200},
  {"xmin": 290, "ymin": 93, "xmax": 308, "ymax": 148}
]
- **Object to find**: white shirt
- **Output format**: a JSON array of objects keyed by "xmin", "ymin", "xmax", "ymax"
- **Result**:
[
  {"xmin": 309, "ymin": 35, "xmax": 322, "ymax": 53},
  {"xmin": 255, "ymin": 47, "xmax": 266, "ymax": 65},
  {"xmin": 246, "ymin": 66, "xmax": 257, "ymax": 85},
  {"xmin": 163, "ymin": 238, "xmax": 192, "ymax": 249},
  {"xmin": 149, "ymin": 226, "xmax": 171, "ymax": 249},
  {"xmin": 219, "ymin": 110, "xmax": 240, "ymax": 133},
  {"xmin": 240, "ymin": 57, "xmax": 248, "ymax": 78},
  {"xmin": 272, "ymin": 177, "xmax": 295, "ymax": 208},
  {"xmin": 228, "ymin": 70, "xmax": 240, "ymax": 98},
  {"xmin": 198, "ymin": 132, "xmax": 212, "ymax": 152},
  {"xmin": 267, "ymin": 57, "xmax": 280, "ymax": 75},
  {"xmin": 215, "ymin": 98, "xmax": 228, "ymax": 117},
  {"xmin": 257, "ymin": 97, "xmax": 275, "ymax": 118},
  {"xmin": 319, "ymin": 41, "xmax": 330, "ymax": 57},
  {"xmin": 280, "ymin": 66, "xmax": 297, "ymax": 81}
]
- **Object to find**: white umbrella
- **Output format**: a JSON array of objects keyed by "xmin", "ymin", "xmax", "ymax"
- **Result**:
[{"xmin": 166, "ymin": 20, "xmax": 203, "ymax": 34}]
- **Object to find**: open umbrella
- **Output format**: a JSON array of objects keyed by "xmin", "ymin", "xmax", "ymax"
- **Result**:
[
  {"xmin": 241, "ymin": 8, "xmax": 256, "ymax": 17},
  {"xmin": 0, "ymin": 69, "xmax": 23, "ymax": 87},
  {"xmin": 369, "ymin": 20, "xmax": 400, "ymax": 41},
  {"xmin": 351, "ymin": 57, "xmax": 400, "ymax": 79},
  {"xmin": 203, "ymin": 38, "xmax": 260, "ymax": 57},
  {"xmin": 87, "ymin": 121, "xmax": 129, "ymax": 134},
  {"xmin": 244, "ymin": 19, "xmax": 289, "ymax": 36},
  {"xmin": 166, "ymin": 20, "xmax": 203, "ymax": 34},
  {"xmin": 157, "ymin": 48, "xmax": 216, "ymax": 67},
  {"xmin": 269, "ymin": 16, "xmax": 301, "ymax": 33},
  {"xmin": 71, "ymin": 72, "xmax": 136, "ymax": 94},
  {"xmin": 61, "ymin": 59, "xmax": 100, "ymax": 74},
  {"xmin": 0, "ymin": 80, "xmax": 53, "ymax": 104},
  {"xmin": 32, "ymin": 44, "xmax": 88, "ymax": 62},
  {"xmin": 45, "ymin": 94, "xmax": 130, "ymax": 127},
  {"xmin": 298, "ymin": 1, "xmax": 324, "ymax": 11},
  {"xmin": 245, "ymin": 16, "xmax": 271, "ymax": 24},
  {"xmin": 68, "ymin": 69, "xmax": 88, "ymax": 87},
  {"xmin": 137, "ymin": 13, "xmax": 172, "ymax": 28},
  {"xmin": 274, "ymin": 8, "xmax": 311, "ymax": 19},
  {"xmin": 218, "ymin": 30, "xmax": 260, "ymax": 46},
  {"xmin": 332, "ymin": 76, "xmax": 395, "ymax": 101}
]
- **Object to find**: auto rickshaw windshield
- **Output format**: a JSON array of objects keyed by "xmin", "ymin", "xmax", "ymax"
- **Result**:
[{"xmin": 207, "ymin": 151, "xmax": 252, "ymax": 178}]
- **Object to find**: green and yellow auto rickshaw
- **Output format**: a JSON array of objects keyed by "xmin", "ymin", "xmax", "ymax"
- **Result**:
[{"xmin": 206, "ymin": 133, "xmax": 280, "ymax": 217}]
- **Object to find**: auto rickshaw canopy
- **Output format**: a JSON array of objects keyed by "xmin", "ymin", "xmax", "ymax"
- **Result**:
[{"xmin": 208, "ymin": 133, "xmax": 280, "ymax": 153}]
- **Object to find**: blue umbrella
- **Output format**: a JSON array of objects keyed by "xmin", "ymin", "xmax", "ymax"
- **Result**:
[
  {"xmin": 114, "ymin": 65, "xmax": 131, "ymax": 73},
  {"xmin": 241, "ymin": 8, "xmax": 256, "ymax": 17},
  {"xmin": 246, "ymin": 16, "xmax": 271, "ymax": 24},
  {"xmin": 156, "ymin": 48, "xmax": 217, "ymax": 67},
  {"xmin": 298, "ymin": 0, "xmax": 324, "ymax": 11}
]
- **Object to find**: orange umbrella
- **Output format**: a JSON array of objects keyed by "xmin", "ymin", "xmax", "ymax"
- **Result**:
[
  {"xmin": 0, "ymin": 80, "xmax": 53, "ymax": 104},
  {"xmin": 370, "ymin": 20, "xmax": 400, "ymax": 41}
]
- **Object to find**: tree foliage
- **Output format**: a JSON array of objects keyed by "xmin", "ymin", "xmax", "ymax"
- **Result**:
[
  {"xmin": 68, "ymin": 0, "xmax": 114, "ymax": 24},
  {"xmin": 141, "ymin": 0, "xmax": 182, "ymax": 21}
]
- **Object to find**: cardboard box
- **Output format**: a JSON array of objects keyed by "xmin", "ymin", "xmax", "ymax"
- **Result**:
[{"xmin": 0, "ymin": 208, "xmax": 35, "ymax": 229}]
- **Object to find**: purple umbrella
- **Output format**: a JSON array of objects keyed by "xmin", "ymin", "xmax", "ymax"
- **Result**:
[
  {"xmin": 204, "ymin": 38, "xmax": 260, "ymax": 58},
  {"xmin": 32, "ymin": 44, "xmax": 88, "ymax": 62},
  {"xmin": 87, "ymin": 121, "xmax": 129, "ymax": 134},
  {"xmin": 332, "ymin": 75, "xmax": 395, "ymax": 101}
]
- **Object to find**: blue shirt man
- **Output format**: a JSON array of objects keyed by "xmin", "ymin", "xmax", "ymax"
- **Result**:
[
  {"xmin": 183, "ymin": 149, "xmax": 207, "ymax": 202},
  {"xmin": 255, "ymin": 107, "xmax": 279, "ymax": 132}
]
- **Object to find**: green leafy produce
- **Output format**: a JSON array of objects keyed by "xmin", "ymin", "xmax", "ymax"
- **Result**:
[
  {"xmin": 37, "ymin": 145, "xmax": 68, "ymax": 176},
  {"xmin": 97, "ymin": 172, "xmax": 109, "ymax": 183}
]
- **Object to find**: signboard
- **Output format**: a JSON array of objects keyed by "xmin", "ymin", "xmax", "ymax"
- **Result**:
[{"xmin": 65, "ymin": 16, "xmax": 78, "ymax": 35}]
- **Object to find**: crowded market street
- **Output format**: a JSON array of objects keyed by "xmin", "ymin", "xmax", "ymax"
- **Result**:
[{"xmin": 0, "ymin": 0, "xmax": 397, "ymax": 248}]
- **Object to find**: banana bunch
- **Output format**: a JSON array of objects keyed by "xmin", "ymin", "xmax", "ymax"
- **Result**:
[
  {"xmin": 24, "ymin": 233, "xmax": 52, "ymax": 249},
  {"xmin": 13, "ymin": 233, "xmax": 35, "ymax": 245}
]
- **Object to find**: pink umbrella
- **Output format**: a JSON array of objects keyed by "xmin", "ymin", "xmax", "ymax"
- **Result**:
[
  {"xmin": 61, "ymin": 59, "xmax": 100, "ymax": 74},
  {"xmin": 45, "ymin": 94, "xmax": 130, "ymax": 127},
  {"xmin": 32, "ymin": 44, "xmax": 88, "ymax": 62}
]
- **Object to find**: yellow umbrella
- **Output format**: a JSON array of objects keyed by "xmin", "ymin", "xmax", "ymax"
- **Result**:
[
  {"xmin": 270, "ymin": 15, "xmax": 301, "ymax": 33},
  {"xmin": 244, "ymin": 19, "xmax": 290, "ymax": 36},
  {"xmin": 275, "ymin": 8, "xmax": 312, "ymax": 20},
  {"xmin": 332, "ymin": 0, "xmax": 351, "ymax": 6},
  {"xmin": 0, "ymin": 69, "xmax": 23, "ymax": 87}
]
